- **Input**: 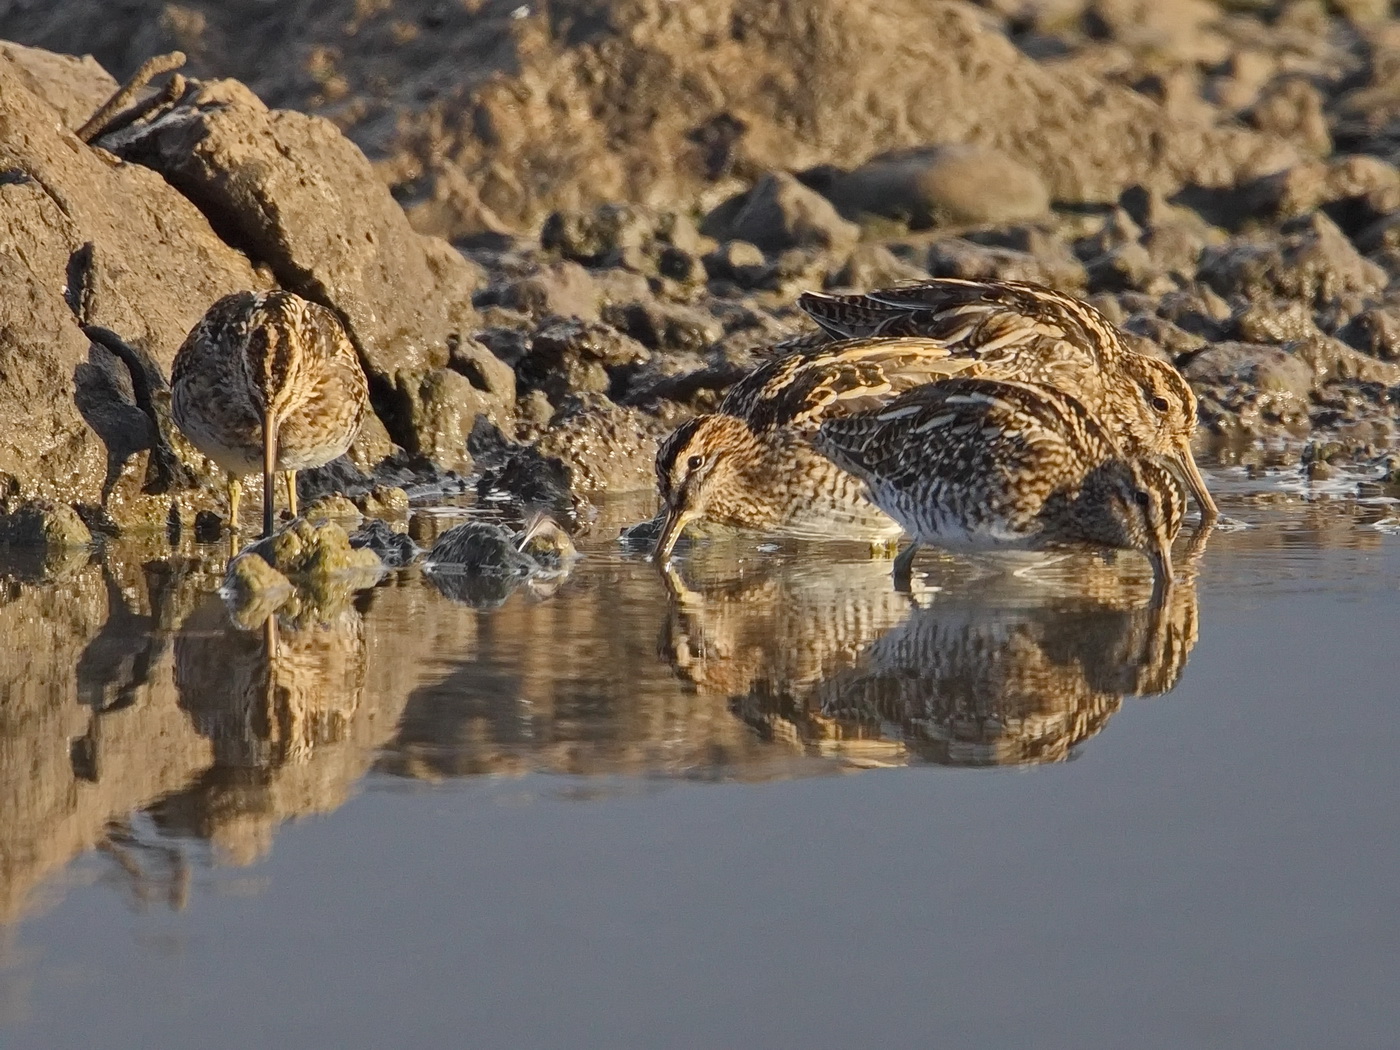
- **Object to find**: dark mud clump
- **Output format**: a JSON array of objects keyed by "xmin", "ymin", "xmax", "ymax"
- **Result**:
[{"xmin": 349, "ymin": 518, "xmax": 420, "ymax": 569}]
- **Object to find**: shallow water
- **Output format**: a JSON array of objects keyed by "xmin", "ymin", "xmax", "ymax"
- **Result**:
[{"xmin": 1, "ymin": 477, "xmax": 1399, "ymax": 1049}]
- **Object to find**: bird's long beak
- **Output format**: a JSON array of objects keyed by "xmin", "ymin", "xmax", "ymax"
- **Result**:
[
  {"xmin": 1174, "ymin": 443, "xmax": 1219, "ymax": 523},
  {"xmin": 1147, "ymin": 536, "xmax": 1175, "ymax": 607},
  {"xmin": 651, "ymin": 504, "xmax": 694, "ymax": 563}
]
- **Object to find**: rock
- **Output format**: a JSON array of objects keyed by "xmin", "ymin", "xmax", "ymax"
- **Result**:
[
  {"xmin": 963, "ymin": 227, "xmax": 1089, "ymax": 290},
  {"xmin": 346, "ymin": 412, "xmax": 398, "ymax": 473},
  {"xmin": 1084, "ymin": 242, "xmax": 1173, "ymax": 295},
  {"xmin": 703, "ymin": 241, "xmax": 770, "ymax": 288},
  {"xmin": 1076, "ymin": 207, "xmax": 1143, "ymax": 260},
  {"xmin": 531, "ymin": 394, "xmax": 670, "ymax": 499},
  {"xmin": 1184, "ymin": 341, "xmax": 1316, "ymax": 434},
  {"xmin": 224, "ymin": 524, "xmax": 382, "ymax": 626},
  {"xmin": 619, "ymin": 514, "xmax": 665, "ymax": 547},
  {"xmin": 294, "ymin": 457, "xmax": 374, "ymax": 509},
  {"xmin": 810, "ymin": 145, "xmax": 1051, "ymax": 228},
  {"xmin": 540, "ymin": 204, "xmax": 703, "ymax": 269},
  {"xmin": 1131, "ymin": 68, "xmax": 1219, "ymax": 126},
  {"xmin": 600, "ymin": 301, "xmax": 723, "ymax": 354},
  {"xmin": 1331, "ymin": 0, "xmax": 1390, "ymax": 25},
  {"xmin": 1290, "ymin": 333, "xmax": 1400, "ymax": 387},
  {"xmin": 1121, "ymin": 314, "xmax": 1208, "ymax": 359},
  {"xmin": 1231, "ymin": 300, "xmax": 1322, "ymax": 344},
  {"xmin": 702, "ymin": 172, "xmax": 859, "ymax": 255},
  {"xmin": 476, "ymin": 445, "xmax": 579, "ymax": 522},
  {"xmin": 1083, "ymin": 0, "xmax": 1227, "ymax": 62},
  {"xmin": 300, "ymin": 494, "xmax": 364, "ymax": 524},
  {"xmin": 348, "ymin": 518, "xmax": 420, "ymax": 568},
  {"xmin": 616, "ymin": 351, "xmax": 724, "ymax": 411},
  {"xmin": 1199, "ymin": 213, "xmax": 1387, "ymax": 313},
  {"xmin": 927, "ymin": 238, "xmax": 1082, "ymax": 288},
  {"xmin": 1140, "ymin": 222, "xmax": 1211, "ymax": 279},
  {"xmin": 1153, "ymin": 287, "xmax": 1233, "ymax": 342},
  {"xmin": 193, "ymin": 510, "xmax": 225, "ymax": 543},
  {"xmin": 220, "ymin": 551, "xmax": 297, "ymax": 626},
  {"xmin": 356, "ymin": 485, "xmax": 410, "ymax": 517},
  {"xmin": 826, "ymin": 244, "xmax": 931, "ymax": 291},
  {"xmin": 0, "ymin": 40, "xmax": 116, "ymax": 127},
  {"xmin": 474, "ymin": 325, "xmax": 533, "ymax": 370},
  {"xmin": 1244, "ymin": 76, "xmax": 1332, "ymax": 157},
  {"xmin": 481, "ymin": 393, "xmax": 668, "ymax": 510},
  {"xmin": 515, "ymin": 390, "xmax": 556, "ymax": 429},
  {"xmin": 107, "ymin": 77, "xmax": 484, "ymax": 449},
  {"xmin": 752, "ymin": 248, "xmax": 834, "ymax": 298},
  {"xmin": 1338, "ymin": 307, "xmax": 1400, "ymax": 362},
  {"xmin": 518, "ymin": 318, "xmax": 650, "ymax": 401},
  {"xmin": 389, "ymin": 368, "xmax": 501, "ymax": 472},
  {"xmin": 0, "ymin": 501, "xmax": 93, "ymax": 549},
  {"xmin": 655, "ymin": 245, "xmax": 708, "ymax": 289},
  {"xmin": 1207, "ymin": 48, "xmax": 1278, "ymax": 113},
  {"xmin": 591, "ymin": 268, "xmax": 655, "ymax": 308},
  {"xmin": 478, "ymin": 260, "xmax": 600, "ymax": 321},
  {"xmin": 24, "ymin": 0, "xmax": 1299, "ymax": 239},
  {"xmin": 243, "ymin": 519, "xmax": 383, "ymax": 577},
  {"xmin": 448, "ymin": 336, "xmax": 518, "ymax": 408},
  {"xmin": 426, "ymin": 521, "xmax": 535, "ymax": 575},
  {"xmin": 1251, "ymin": 156, "xmax": 1400, "ymax": 232}
]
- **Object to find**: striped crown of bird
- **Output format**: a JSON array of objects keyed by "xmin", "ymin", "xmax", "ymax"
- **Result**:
[
  {"xmin": 796, "ymin": 277, "xmax": 1217, "ymax": 522},
  {"xmin": 811, "ymin": 375, "xmax": 1187, "ymax": 595},
  {"xmin": 652, "ymin": 335, "xmax": 978, "ymax": 560},
  {"xmin": 171, "ymin": 290, "xmax": 369, "ymax": 537}
]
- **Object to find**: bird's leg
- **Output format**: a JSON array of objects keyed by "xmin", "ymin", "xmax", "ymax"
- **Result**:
[
  {"xmin": 284, "ymin": 470, "xmax": 298, "ymax": 520},
  {"xmin": 262, "ymin": 418, "xmax": 278, "ymax": 539},
  {"xmin": 892, "ymin": 541, "xmax": 920, "ymax": 590},
  {"xmin": 227, "ymin": 475, "xmax": 242, "ymax": 532}
]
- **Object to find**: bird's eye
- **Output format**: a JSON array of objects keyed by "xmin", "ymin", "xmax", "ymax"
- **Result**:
[
  {"xmin": 687, "ymin": 455, "xmax": 703, "ymax": 471},
  {"xmin": 1150, "ymin": 396, "xmax": 1170, "ymax": 412},
  {"xmin": 1133, "ymin": 490, "xmax": 1151, "ymax": 508}
]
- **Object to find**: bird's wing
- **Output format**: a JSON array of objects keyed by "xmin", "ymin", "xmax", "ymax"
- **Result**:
[
  {"xmin": 720, "ymin": 336, "xmax": 974, "ymax": 431},
  {"xmin": 812, "ymin": 375, "xmax": 1109, "ymax": 489},
  {"xmin": 799, "ymin": 278, "xmax": 1122, "ymax": 373}
]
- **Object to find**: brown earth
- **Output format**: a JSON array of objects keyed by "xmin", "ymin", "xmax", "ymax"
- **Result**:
[{"xmin": 1, "ymin": 0, "xmax": 1303, "ymax": 239}]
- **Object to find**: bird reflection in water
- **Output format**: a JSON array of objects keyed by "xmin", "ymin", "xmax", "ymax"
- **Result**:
[
  {"xmin": 660, "ymin": 529, "xmax": 1208, "ymax": 768},
  {"xmin": 149, "ymin": 588, "xmax": 369, "ymax": 864},
  {"xmin": 174, "ymin": 597, "xmax": 366, "ymax": 769},
  {"xmin": 659, "ymin": 545, "xmax": 918, "ymax": 706}
]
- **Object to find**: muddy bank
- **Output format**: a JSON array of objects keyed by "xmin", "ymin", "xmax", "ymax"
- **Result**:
[{"xmin": 2, "ymin": 2, "xmax": 1400, "ymax": 535}]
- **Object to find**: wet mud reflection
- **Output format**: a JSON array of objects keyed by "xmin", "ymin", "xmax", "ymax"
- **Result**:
[{"xmin": 0, "ymin": 499, "xmax": 1390, "ymax": 919}]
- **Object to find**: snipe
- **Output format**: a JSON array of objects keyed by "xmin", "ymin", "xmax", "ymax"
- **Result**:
[
  {"xmin": 798, "ymin": 277, "xmax": 1218, "ymax": 521},
  {"xmin": 652, "ymin": 336, "xmax": 972, "ymax": 560},
  {"xmin": 812, "ymin": 375, "xmax": 1187, "ymax": 597},
  {"xmin": 172, "ymin": 291, "xmax": 368, "ymax": 537}
]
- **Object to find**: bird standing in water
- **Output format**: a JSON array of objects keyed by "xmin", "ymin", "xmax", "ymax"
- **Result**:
[
  {"xmin": 812, "ymin": 375, "xmax": 1187, "ymax": 599},
  {"xmin": 651, "ymin": 336, "xmax": 972, "ymax": 560},
  {"xmin": 798, "ymin": 277, "xmax": 1218, "ymax": 522},
  {"xmin": 172, "ymin": 290, "xmax": 368, "ymax": 538}
]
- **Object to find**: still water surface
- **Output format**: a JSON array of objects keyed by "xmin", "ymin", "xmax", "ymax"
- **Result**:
[{"xmin": 1, "ymin": 481, "xmax": 1398, "ymax": 1049}]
